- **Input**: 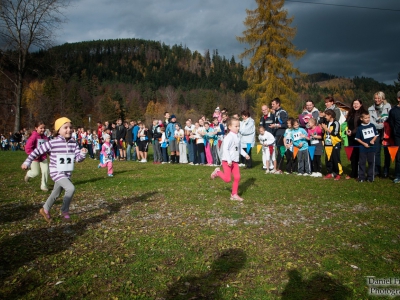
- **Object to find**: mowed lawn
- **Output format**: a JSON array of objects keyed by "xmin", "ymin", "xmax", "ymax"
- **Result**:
[{"xmin": 0, "ymin": 149, "xmax": 399, "ymax": 299}]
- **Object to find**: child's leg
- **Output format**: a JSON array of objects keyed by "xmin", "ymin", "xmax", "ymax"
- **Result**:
[
  {"xmin": 262, "ymin": 148, "xmax": 267, "ymax": 168},
  {"xmin": 367, "ymin": 152, "xmax": 375, "ymax": 181},
  {"xmin": 231, "ymin": 162, "xmax": 241, "ymax": 195},
  {"xmin": 304, "ymin": 150, "xmax": 311, "ymax": 174},
  {"xmin": 43, "ymin": 180, "xmax": 64, "ymax": 211},
  {"xmin": 285, "ymin": 150, "xmax": 293, "ymax": 172},
  {"xmin": 27, "ymin": 161, "xmax": 40, "ymax": 179},
  {"xmin": 58, "ymin": 178, "xmax": 75, "ymax": 213},
  {"xmin": 39, "ymin": 160, "xmax": 49, "ymax": 189},
  {"xmin": 358, "ymin": 152, "xmax": 367, "ymax": 180},
  {"xmin": 265, "ymin": 148, "xmax": 270, "ymax": 169},
  {"xmin": 205, "ymin": 144, "xmax": 213, "ymax": 164},
  {"xmin": 217, "ymin": 161, "xmax": 233, "ymax": 183},
  {"xmin": 107, "ymin": 162, "xmax": 113, "ymax": 175},
  {"xmin": 331, "ymin": 146, "xmax": 342, "ymax": 175}
]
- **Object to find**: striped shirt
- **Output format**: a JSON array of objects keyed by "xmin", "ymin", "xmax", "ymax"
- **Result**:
[{"xmin": 23, "ymin": 135, "xmax": 86, "ymax": 182}]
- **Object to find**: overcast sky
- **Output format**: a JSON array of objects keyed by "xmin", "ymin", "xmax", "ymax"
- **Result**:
[{"xmin": 58, "ymin": 0, "xmax": 400, "ymax": 84}]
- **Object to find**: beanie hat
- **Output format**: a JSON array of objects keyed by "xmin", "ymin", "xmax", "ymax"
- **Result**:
[
  {"xmin": 171, "ymin": 115, "xmax": 176, "ymax": 119},
  {"xmin": 54, "ymin": 117, "xmax": 71, "ymax": 132}
]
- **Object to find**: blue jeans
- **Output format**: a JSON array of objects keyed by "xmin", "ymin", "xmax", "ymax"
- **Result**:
[
  {"xmin": 126, "ymin": 143, "xmax": 133, "ymax": 161},
  {"xmin": 187, "ymin": 140, "xmax": 195, "ymax": 163}
]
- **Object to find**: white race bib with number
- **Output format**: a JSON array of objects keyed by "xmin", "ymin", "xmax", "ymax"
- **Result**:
[
  {"xmin": 362, "ymin": 128, "xmax": 375, "ymax": 140},
  {"xmin": 311, "ymin": 139, "xmax": 319, "ymax": 145},
  {"xmin": 37, "ymin": 139, "xmax": 46, "ymax": 148},
  {"xmin": 292, "ymin": 132, "xmax": 301, "ymax": 141},
  {"xmin": 56, "ymin": 154, "xmax": 75, "ymax": 172}
]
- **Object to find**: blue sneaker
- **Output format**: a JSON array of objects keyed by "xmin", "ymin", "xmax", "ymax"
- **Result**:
[
  {"xmin": 108, "ymin": 174, "xmax": 113, "ymax": 177},
  {"xmin": 393, "ymin": 178, "xmax": 400, "ymax": 184},
  {"xmin": 97, "ymin": 164, "xmax": 101, "ymax": 169}
]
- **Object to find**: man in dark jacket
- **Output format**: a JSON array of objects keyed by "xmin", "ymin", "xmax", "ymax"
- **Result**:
[
  {"xmin": 269, "ymin": 98, "xmax": 288, "ymax": 173},
  {"xmin": 116, "ymin": 119, "xmax": 127, "ymax": 160},
  {"xmin": 259, "ymin": 105, "xmax": 275, "ymax": 135}
]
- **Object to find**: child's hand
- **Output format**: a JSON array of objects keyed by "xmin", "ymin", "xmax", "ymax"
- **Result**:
[
  {"xmin": 370, "ymin": 141, "xmax": 375, "ymax": 145},
  {"xmin": 21, "ymin": 163, "xmax": 28, "ymax": 170},
  {"xmin": 364, "ymin": 143, "xmax": 369, "ymax": 148},
  {"xmin": 228, "ymin": 162, "xmax": 232, "ymax": 167},
  {"xmin": 245, "ymin": 155, "xmax": 250, "ymax": 160},
  {"xmin": 299, "ymin": 143, "xmax": 303, "ymax": 148}
]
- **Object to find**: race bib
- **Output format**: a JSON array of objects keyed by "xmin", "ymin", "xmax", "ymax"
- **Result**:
[
  {"xmin": 325, "ymin": 135, "xmax": 332, "ymax": 146},
  {"xmin": 362, "ymin": 128, "xmax": 375, "ymax": 140},
  {"xmin": 311, "ymin": 139, "xmax": 319, "ymax": 145},
  {"xmin": 56, "ymin": 154, "xmax": 75, "ymax": 172},
  {"xmin": 292, "ymin": 132, "xmax": 301, "ymax": 141},
  {"xmin": 37, "ymin": 139, "xmax": 46, "ymax": 148},
  {"xmin": 286, "ymin": 138, "xmax": 292, "ymax": 145}
]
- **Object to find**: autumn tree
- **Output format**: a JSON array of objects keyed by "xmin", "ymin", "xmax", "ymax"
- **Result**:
[
  {"xmin": 237, "ymin": 0, "xmax": 305, "ymax": 118},
  {"xmin": 0, "ymin": 0, "xmax": 70, "ymax": 132}
]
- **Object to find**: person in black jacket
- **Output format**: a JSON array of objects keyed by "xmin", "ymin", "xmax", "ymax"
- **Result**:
[
  {"xmin": 115, "ymin": 119, "xmax": 127, "ymax": 160},
  {"xmin": 259, "ymin": 105, "xmax": 275, "ymax": 135},
  {"xmin": 269, "ymin": 98, "xmax": 288, "ymax": 172}
]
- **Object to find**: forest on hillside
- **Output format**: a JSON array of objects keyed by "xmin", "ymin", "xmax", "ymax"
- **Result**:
[{"xmin": 1, "ymin": 38, "xmax": 399, "ymax": 132}]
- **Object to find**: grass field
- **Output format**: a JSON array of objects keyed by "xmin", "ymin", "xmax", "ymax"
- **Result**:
[{"xmin": 0, "ymin": 149, "xmax": 399, "ymax": 299}]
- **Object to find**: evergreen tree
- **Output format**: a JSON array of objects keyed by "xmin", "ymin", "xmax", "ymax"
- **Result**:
[{"xmin": 237, "ymin": 0, "xmax": 305, "ymax": 117}]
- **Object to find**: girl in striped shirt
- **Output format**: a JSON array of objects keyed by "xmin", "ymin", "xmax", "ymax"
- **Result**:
[{"xmin": 21, "ymin": 117, "xmax": 87, "ymax": 223}]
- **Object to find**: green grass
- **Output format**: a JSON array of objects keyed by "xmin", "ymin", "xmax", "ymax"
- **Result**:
[{"xmin": 0, "ymin": 149, "xmax": 399, "ymax": 299}]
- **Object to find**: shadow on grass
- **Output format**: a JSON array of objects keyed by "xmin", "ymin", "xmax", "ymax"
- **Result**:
[
  {"xmin": 240, "ymin": 177, "xmax": 256, "ymax": 195},
  {"xmin": 163, "ymin": 248, "xmax": 246, "ymax": 300},
  {"xmin": 0, "ymin": 191, "xmax": 157, "ymax": 299},
  {"xmin": 281, "ymin": 269, "xmax": 353, "ymax": 300},
  {"xmin": 0, "ymin": 202, "xmax": 42, "ymax": 224}
]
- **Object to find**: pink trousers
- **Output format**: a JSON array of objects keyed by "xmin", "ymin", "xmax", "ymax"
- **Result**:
[
  {"xmin": 205, "ymin": 143, "xmax": 213, "ymax": 164},
  {"xmin": 100, "ymin": 161, "xmax": 113, "ymax": 175},
  {"xmin": 217, "ymin": 161, "xmax": 240, "ymax": 195}
]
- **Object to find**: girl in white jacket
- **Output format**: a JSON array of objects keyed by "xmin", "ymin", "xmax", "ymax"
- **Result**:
[{"xmin": 210, "ymin": 118, "xmax": 249, "ymax": 201}]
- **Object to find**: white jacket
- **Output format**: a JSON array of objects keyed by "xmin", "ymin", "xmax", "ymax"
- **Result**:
[
  {"xmin": 239, "ymin": 117, "xmax": 255, "ymax": 148},
  {"xmin": 221, "ymin": 132, "xmax": 248, "ymax": 164}
]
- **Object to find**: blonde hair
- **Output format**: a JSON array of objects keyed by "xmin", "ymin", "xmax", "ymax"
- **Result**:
[{"xmin": 374, "ymin": 91, "xmax": 387, "ymax": 104}]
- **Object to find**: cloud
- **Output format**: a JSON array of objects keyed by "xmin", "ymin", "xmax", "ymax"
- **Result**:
[{"xmin": 57, "ymin": 0, "xmax": 400, "ymax": 84}]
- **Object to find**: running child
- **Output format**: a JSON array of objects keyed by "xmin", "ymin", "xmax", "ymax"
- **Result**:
[
  {"xmin": 210, "ymin": 118, "xmax": 250, "ymax": 201},
  {"xmin": 21, "ymin": 117, "xmax": 87, "ymax": 223},
  {"xmin": 258, "ymin": 126, "xmax": 277, "ymax": 174},
  {"xmin": 98, "ymin": 134, "xmax": 114, "ymax": 177},
  {"xmin": 24, "ymin": 121, "xmax": 49, "ymax": 191}
]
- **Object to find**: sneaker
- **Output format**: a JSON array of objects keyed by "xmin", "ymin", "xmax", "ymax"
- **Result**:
[
  {"xmin": 24, "ymin": 174, "xmax": 30, "ymax": 182},
  {"xmin": 108, "ymin": 174, "xmax": 114, "ymax": 177},
  {"xmin": 274, "ymin": 170, "xmax": 282, "ymax": 174},
  {"xmin": 310, "ymin": 172, "xmax": 318, "ymax": 177},
  {"xmin": 297, "ymin": 173, "xmax": 303, "ymax": 176},
  {"xmin": 334, "ymin": 175, "xmax": 341, "ymax": 181},
  {"xmin": 230, "ymin": 194, "xmax": 244, "ymax": 201},
  {"xmin": 195, "ymin": 163, "xmax": 199, "ymax": 166},
  {"xmin": 141, "ymin": 159, "xmax": 147, "ymax": 163},
  {"xmin": 61, "ymin": 212, "xmax": 71, "ymax": 222},
  {"xmin": 265, "ymin": 170, "xmax": 270, "ymax": 174},
  {"xmin": 393, "ymin": 178, "xmax": 400, "ymax": 184},
  {"xmin": 39, "ymin": 208, "xmax": 51, "ymax": 224},
  {"xmin": 98, "ymin": 164, "xmax": 101, "ymax": 168},
  {"xmin": 189, "ymin": 162, "xmax": 194, "ymax": 165},
  {"xmin": 345, "ymin": 175, "xmax": 351, "ymax": 180},
  {"xmin": 303, "ymin": 173, "xmax": 310, "ymax": 176},
  {"xmin": 315, "ymin": 172, "xmax": 323, "ymax": 177},
  {"xmin": 324, "ymin": 173, "xmax": 333, "ymax": 179},
  {"xmin": 210, "ymin": 167, "xmax": 220, "ymax": 179},
  {"xmin": 262, "ymin": 166, "xmax": 267, "ymax": 170},
  {"xmin": 162, "ymin": 162, "xmax": 167, "ymax": 164},
  {"xmin": 284, "ymin": 171, "xmax": 290, "ymax": 175},
  {"xmin": 358, "ymin": 179, "xmax": 364, "ymax": 183},
  {"xmin": 41, "ymin": 186, "xmax": 49, "ymax": 192}
]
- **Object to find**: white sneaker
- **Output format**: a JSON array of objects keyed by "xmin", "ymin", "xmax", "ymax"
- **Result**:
[
  {"xmin": 265, "ymin": 170, "xmax": 270, "ymax": 174},
  {"xmin": 316, "ymin": 172, "xmax": 323, "ymax": 177},
  {"xmin": 297, "ymin": 173, "xmax": 303, "ymax": 176},
  {"xmin": 140, "ymin": 159, "xmax": 147, "ymax": 163},
  {"xmin": 303, "ymin": 173, "xmax": 310, "ymax": 176}
]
